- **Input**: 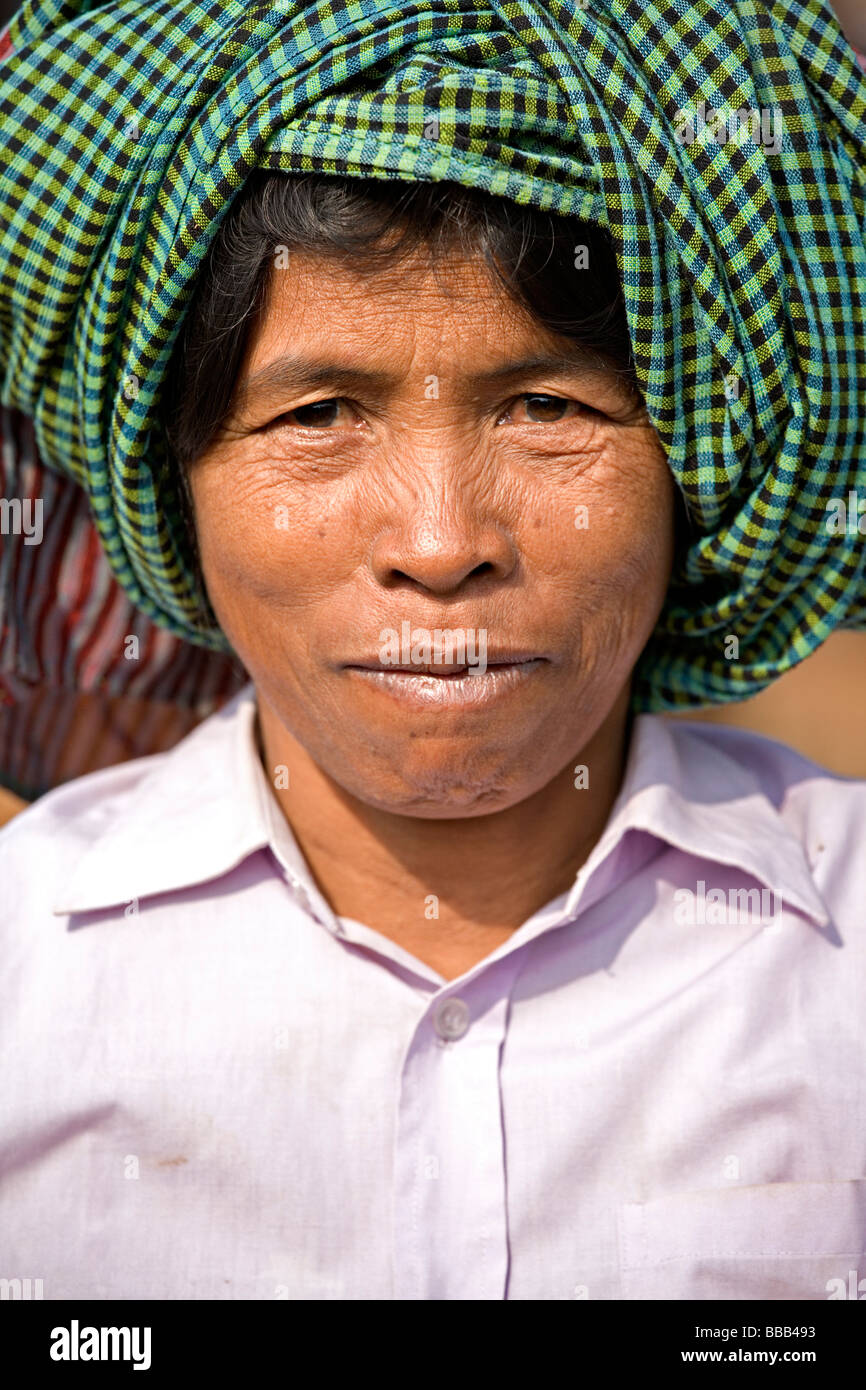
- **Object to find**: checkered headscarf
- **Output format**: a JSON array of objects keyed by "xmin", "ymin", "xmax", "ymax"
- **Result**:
[{"xmin": 1, "ymin": 0, "xmax": 864, "ymax": 709}]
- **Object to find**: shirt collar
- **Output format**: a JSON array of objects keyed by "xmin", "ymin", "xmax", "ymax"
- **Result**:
[
  {"xmin": 55, "ymin": 685, "xmax": 339, "ymax": 929},
  {"xmin": 562, "ymin": 713, "xmax": 830, "ymax": 927},
  {"xmin": 55, "ymin": 686, "xmax": 829, "ymax": 928}
]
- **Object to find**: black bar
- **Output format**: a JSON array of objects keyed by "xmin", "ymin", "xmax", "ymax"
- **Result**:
[{"xmin": 3, "ymin": 1298, "xmax": 861, "ymax": 1375}]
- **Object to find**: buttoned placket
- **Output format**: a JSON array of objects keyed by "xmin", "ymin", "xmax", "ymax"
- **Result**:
[
  {"xmin": 391, "ymin": 951, "xmax": 523, "ymax": 1300},
  {"xmin": 386, "ymin": 874, "xmax": 606, "ymax": 1301},
  {"xmin": 268, "ymin": 847, "xmax": 536, "ymax": 1298}
]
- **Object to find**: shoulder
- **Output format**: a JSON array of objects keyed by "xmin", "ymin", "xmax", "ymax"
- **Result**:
[
  {"xmin": 665, "ymin": 714, "xmax": 866, "ymax": 800},
  {"xmin": 0, "ymin": 753, "xmax": 167, "ymax": 917},
  {"xmin": 0, "ymin": 687, "xmax": 255, "ymax": 926},
  {"xmin": 665, "ymin": 716, "xmax": 866, "ymax": 893}
]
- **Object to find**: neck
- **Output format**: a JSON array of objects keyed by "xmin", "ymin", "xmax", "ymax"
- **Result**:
[{"xmin": 256, "ymin": 686, "xmax": 633, "ymax": 978}]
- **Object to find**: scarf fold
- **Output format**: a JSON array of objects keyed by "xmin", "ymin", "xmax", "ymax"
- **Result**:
[{"xmin": 1, "ymin": 0, "xmax": 865, "ymax": 709}]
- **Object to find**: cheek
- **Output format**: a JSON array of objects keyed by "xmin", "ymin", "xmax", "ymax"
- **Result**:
[
  {"xmin": 522, "ymin": 442, "xmax": 675, "ymax": 640},
  {"xmin": 190, "ymin": 463, "xmax": 361, "ymax": 624}
]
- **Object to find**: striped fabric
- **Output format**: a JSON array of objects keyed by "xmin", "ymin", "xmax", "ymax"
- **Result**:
[
  {"xmin": 0, "ymin": 0, "xmax": 865, "ymax": 712},
  {"xmin": 0, "ymin": 405, "xmax": 244, "ymax": 798}
]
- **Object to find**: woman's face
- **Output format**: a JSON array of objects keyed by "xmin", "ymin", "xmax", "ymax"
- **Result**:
[{"xmin": 187, "ymin": 247, "xmax": 676, "ymax": 818}]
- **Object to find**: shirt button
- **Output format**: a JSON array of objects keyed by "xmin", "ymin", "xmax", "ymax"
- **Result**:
[{"xmin": 432, "ymin": 997, "xmax": 470, "ymax": 1041}]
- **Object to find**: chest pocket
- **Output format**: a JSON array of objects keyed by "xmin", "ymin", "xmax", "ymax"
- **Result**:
[{"xmin": 617, "ymin": 1180, "xmax": 866, "ymax": 1300}]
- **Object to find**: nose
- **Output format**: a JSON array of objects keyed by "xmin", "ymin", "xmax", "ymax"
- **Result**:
[{"xmin": 369, "ymin": 487, "xmax": 517, "ymax": 595}]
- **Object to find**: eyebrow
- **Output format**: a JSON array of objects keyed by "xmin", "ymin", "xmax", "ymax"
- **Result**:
[{"xmin": 234, "ymin": 350, "xmax": 616, "ymax": 413}]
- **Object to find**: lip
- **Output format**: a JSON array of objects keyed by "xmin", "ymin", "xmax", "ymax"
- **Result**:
[
  {"xmin": 345, "ymin": 650, "xmax": 544, "ymax": 675},
  {"xmin": 344, "ymin": 658, "xmax": 547, "ymax": 708}
]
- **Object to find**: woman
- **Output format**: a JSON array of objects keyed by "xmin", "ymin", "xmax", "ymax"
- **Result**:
[{"xmin": 0, "ymin": 0, "xmax": 865, "ymax": 1301}]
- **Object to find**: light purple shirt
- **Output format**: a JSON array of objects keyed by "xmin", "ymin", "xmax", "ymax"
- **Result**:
[{"xmin": 2, "ymin": 685, "xmax": 865, "ymax": 1301}]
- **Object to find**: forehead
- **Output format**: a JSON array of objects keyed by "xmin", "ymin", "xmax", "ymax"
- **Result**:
[{"xmin": 247, "ymin": 246, "xmax": 547, "ymax": 367}]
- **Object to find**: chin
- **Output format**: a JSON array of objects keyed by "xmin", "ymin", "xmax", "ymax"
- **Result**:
[
  {"xmin": 369, "ymin": 786, "xmax": 523, "ymax": 820},
  {"xmin": 331, "ymin": 750, "xmax": 537, "ymax": 819}
]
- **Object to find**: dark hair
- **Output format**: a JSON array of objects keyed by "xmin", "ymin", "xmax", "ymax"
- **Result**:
[{"xmin": 160, "ymin": 172, "xmax": 637, "ymax": 474}]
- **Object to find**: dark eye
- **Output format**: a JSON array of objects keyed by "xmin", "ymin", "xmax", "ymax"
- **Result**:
[
  {"xmin": 523, "ymin": 394, "xmax": 571, "ymax": 422},
  {"xmin": 289, "ymin": 399, "xmax": 341, "ymax": 428}
]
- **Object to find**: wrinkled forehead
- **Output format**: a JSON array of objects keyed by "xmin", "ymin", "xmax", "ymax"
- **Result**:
[{"xmin": 247, "ymin": 244, "xmax": 575, "ymax": 364}]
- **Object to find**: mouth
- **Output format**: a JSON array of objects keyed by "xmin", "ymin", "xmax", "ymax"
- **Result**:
[
  {"xmin": 344, "ymin": 650, "xmax": 544, "ymax": 675},
  {"xmin": 342, "ymin": 656, "xmax": 548, "ymax": 708}
]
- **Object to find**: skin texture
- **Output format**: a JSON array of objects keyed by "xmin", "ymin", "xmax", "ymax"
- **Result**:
[
  {"xmin": 829, "ymin": 0, "xmax": 866, "ymax": 52},
  {"xmin": 188, "ymin": 246, "xmax": 676, "ymax": 980}
]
